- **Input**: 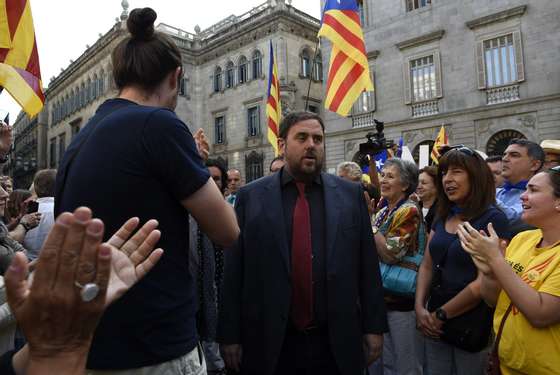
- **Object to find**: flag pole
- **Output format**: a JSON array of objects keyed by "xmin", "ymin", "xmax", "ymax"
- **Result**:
[{"xmin": 304, "ymin": 38, "xmax": 320, "ymax": 112}]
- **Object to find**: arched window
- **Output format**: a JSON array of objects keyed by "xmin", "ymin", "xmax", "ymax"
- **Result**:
[
  {"xmin": 226, "ymin": 61, "xmax": 235, "ymax": 88},
  {"xmin": 313, "ymin": 51, "xmax": 323, "ymax": 81},
  {"xmin": 301, "ymin": 48, "xmax": 311, "ymax": 78},
  {"xmin": 245, "ymin": 151, "xmax": 264, "ymax": 183},
  {"xmin": 72, "ymin": 89, "xmax": 78, "ymax": 112},
  {"xmin": 252, "ymin": 50, "xmax": 262, "ymax": 79},
  {"xmin": 214, "ymin": 66, "xmax": 223, "ymax": 92},
  {"xmin": 238, "ymin": 56, "xmax": 248, "ymax": 84},
  {"xmin": 486, "ymin": 130, "xmax": 526, "ymax": 156}
]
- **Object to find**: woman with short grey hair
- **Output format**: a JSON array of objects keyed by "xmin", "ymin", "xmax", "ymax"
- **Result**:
[{"xmin": 369, "ymin": 158, "xmax": 426, "ymax": 375}]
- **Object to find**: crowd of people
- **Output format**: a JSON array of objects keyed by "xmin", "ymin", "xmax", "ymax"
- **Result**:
[{"xmin": 0, "ymin": 6, "xmax": 558, "ymax": 375}]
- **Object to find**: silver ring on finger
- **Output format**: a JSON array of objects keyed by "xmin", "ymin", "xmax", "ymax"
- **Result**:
[{"xmin": 74, "ymin": 281, "xmax": 100, "ymax": 302}]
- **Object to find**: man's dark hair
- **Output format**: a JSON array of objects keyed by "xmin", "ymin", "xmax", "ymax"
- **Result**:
[
  {"xmin": 508, "ymin": 139, "xmax": 545, "ymax": 168},
  {"xmin": 112, "ymin": 8, "xmax": 182, "ymax": 92},
  {"xmin": 485, "ymin": 155, "xmax": 503, "ymax": 163},
  {"xmin": 33, "ymin": 169, "xmax": 57, "ymax": 198},
  {"xmin": 278, "ymin": 111, "xmax": 325, "ymax": 139},
  {"xmin": 206, "ymin": 159, "xmax": 227, "ymax": 194},
  {"xmin": 436, "ymin": 148, "xmax": 495, "ymax": 221},
  {"xmin": 269, "ymin": 155, "xmax": 284, "ymax": 172}
]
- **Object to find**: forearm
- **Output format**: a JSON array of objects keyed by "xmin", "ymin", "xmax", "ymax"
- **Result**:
[
  {"xmin": 9, "ymin": 225, "xmax": 26, "ymax": 244},
  {"xmin": 374, "ymin": 233, "xmax": 397, "ymax": 264},
  {"xmin": 415, "ymin": 261, "xmax": 432, "ymax": 310},
  {"xmin": 490, "ymin": 256, "xmax": 553, "ymax": 326},
  {"xmin": 441, "ymin": 277, "xmax": 482, "ymax": 318},
  {"xmin": 480, "ymin": 274, "xmax": 501, "ymax": 307}
]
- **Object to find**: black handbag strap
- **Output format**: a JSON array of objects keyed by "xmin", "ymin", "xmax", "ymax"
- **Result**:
[{"xmin": 54, "ymin": 102, "xmax": 131, "ymax": 213}]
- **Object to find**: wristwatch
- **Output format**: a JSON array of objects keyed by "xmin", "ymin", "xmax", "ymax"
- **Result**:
[
  {"xmin": 372, "ymin": 225, "xmax": 379, "ymax": 235},
  {"xmin": 435, "ymin": 307, "xmax": 448, "ymax": 322}
]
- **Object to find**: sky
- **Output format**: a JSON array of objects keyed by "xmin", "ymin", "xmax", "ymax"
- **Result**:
[{"xmin": 0, "ymin": 0, "xmax": 322, "ymax": 123}]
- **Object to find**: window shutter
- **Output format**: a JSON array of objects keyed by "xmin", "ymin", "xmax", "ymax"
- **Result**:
[
  {"xmin": 434, "ymin": 51, "xmax": 443, "ymax": 98},
  {"xmin": 512, "ymin": 31, "xmax": 525, "ymax": 82},
  {"xmin": 476, "ymin": 41, "xmax": 486, "ymax": 89},
  {"xmin": 403, "ymin": 60, "xmax": 412, "ymax": 104}
]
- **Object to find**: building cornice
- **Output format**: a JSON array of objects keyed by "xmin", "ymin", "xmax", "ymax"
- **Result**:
[
  {"xmin": 395, "ymin": 30, "xmax": 445, "ymax": 50},
  {"xmin": 466, "ymin": 5, "xmax": 527, "ymax": 30},
  {"xmin": 46, "ymin": 22, "xmax": 126, "ymax": 97}
]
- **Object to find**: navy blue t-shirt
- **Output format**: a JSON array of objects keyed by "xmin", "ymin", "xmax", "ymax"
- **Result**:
[
  {"xmin": 55, "ymin": 98, "xmax": 210, "ymax": 369},
  {"xmin": 428, "ymin": 206, "xmax": 510, "ymax": 301}
]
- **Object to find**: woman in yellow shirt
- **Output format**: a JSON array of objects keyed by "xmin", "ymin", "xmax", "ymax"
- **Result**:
[{"xmin": 458, "ymin": 166, "xmax": 560, "ymax": 375}]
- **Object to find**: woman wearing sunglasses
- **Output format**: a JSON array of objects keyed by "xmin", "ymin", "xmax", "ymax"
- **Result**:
[
  {"xmin": 458, "ymin": 166, "xmax": 560, "ymax": 375},
  {"xmin": 415, "ymin": 146, "xmax": 511, "ymax": 374}
]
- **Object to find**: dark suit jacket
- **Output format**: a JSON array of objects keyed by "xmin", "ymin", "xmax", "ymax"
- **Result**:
[{"xmin": 218, "ymin": 172, "xmax": 388, "ymax": 375}]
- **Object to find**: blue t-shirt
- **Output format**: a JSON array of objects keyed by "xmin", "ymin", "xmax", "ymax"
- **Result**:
[
  {"xmin": 428, "ymin": 206, "xmax": 510, "ymax": 301},
  {"xmin": 55, "ymin": 98, "xmax": 210, "ymax": 369}
]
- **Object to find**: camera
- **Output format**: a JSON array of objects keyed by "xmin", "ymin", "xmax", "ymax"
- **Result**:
[{"xmin": 356, "ymin": 120, "xmax": 394, "ymax": 168}]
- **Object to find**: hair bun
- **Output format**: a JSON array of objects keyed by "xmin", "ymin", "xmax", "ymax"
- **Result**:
[{"xmin": 127, "ymin": 8, "xmax": 157, "ymax": 40}]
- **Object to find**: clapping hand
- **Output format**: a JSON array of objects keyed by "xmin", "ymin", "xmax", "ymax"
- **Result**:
[
  {"xmin": 457, "ymin": 222, "xmax": 507, "ymax": 275},
  {"xmin": 105, "ymin": 217, "xmax": 163, "ymax": 305}
]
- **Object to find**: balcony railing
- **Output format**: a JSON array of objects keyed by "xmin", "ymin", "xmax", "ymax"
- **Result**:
[
  {"xmin": 486, "ymin": 84, "xmax": 520, "ymax": 105},
  {"xmin": 351, "ymin": 111, "xmax": 376, "ymax": 129},
  {"xmin": 412, "ymin": 100, "xmax": 439, "ymax": 118}
]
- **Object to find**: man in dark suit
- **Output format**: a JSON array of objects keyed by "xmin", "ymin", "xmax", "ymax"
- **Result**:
[{"xmin": 218, "ymin": 112, "xmax": 388, "ymax": 375}]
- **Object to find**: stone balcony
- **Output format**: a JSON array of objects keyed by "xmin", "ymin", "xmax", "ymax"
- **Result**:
[
  {"xmin": 486, "ymin": 84, "xmax": 520, "ymax": 105},
  {"xmin": 411, "ymin": 100, "xmax": 439, "ymax": 118}
]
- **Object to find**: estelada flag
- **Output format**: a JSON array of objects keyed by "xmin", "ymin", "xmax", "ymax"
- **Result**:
[
  {"xmin": 318, "ymin": 0, "xmax": 373, "ymax": 116},
  {"xmin": 431, "ymin": 125, "xmax": 448, "ymax": 165},
  {"xmin": 0, "ymin": 0, "xmax": 44, "ymax": 118}
]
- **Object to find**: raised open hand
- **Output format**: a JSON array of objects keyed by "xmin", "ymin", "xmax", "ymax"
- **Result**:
[
  {"xmin": 194, "ymin": 128, "xmax": 209, "ymax": 161},
  {"xmin": 105, "ymin": 218, "xmax": 163, "ymax": 305}
]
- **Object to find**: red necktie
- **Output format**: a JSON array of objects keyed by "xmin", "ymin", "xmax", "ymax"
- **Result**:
[{"xmin": 290, "ymin": 182, "xmax": 313, "ymax": 330}]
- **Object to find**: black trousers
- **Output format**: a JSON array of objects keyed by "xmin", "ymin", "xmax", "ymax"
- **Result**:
[{"xmin": 273, "ymin": 324, "xmax": 341, "ymax": 375}]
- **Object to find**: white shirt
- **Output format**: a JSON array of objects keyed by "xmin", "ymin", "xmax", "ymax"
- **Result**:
[{"xmin": 23, "ymin": 197, "xmax": 55, "ymax": 261}]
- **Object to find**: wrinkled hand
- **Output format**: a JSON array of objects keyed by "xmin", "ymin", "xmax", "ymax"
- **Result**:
[
  {"xmin": 194, "ymin": 128, "xmax": 209, "ymax": 161},
  {"xmin": 20, "ymin": 212, "xmax": 42, "ymax": 230},
  {"xmin": 5, "ymin": 207, "xmax": 110, "ymax": 360},
  {"xmin": 0, "ymin": 121, "xmax": 13, "ymax": 157},
  {"xmin": 457, "ymin": 222, "xmax": 506, "ymax": 267},
  {"xmin": 416, "ymin": 307, "xmax": 442, "ymax": 339},
  {"xmin": 363, "ymin": 334, "xmax": 383, "ymax": 365},
  {"xmin": 105, "ymin": 217, "xmax": 163, "ymax": 306},
  {"xmin": 221, "ymin": 344, "xmax": 242, "ymax": 372}
]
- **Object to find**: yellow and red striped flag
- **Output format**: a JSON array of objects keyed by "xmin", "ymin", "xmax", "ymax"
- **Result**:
[
  {"xmin": 318, "ymin": 0, "xmax": 373, "ymax": 116},
  {"xmin": 266, "ymin": 40, "xmax": 281, "ymax": 156},
  {"xmin": 431, "ymin": 125, "xmax": 448, "ymax": 164},
  {"xmin": 0, "ymin": 0, "xmax": 44, "ymax": 118}
]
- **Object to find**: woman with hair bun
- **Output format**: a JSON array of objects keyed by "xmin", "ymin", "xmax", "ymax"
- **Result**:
[{"xmin": 54, "ymin": 7, "xmax": 239, "ymax": 374}]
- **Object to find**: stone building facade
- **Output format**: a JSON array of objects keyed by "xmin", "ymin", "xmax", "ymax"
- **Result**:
[
  {"xmin": 12, "ymin": 0, "xmax": 322, "ymax": 184},
  {"xmin": 321, "ymin": 0, "xmax": 560, "ymax": 170}
]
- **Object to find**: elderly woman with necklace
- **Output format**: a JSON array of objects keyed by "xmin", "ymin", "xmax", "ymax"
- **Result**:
[{"xmin": 370, "ymin": 158, "xmax": 425, "ymax": 375}]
